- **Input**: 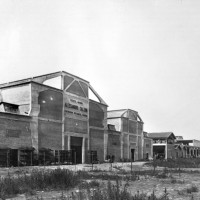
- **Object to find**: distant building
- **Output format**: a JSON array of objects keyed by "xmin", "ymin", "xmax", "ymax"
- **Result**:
[
  {"xmin": 107, "ymin": 109, "xmax": 144, "ymax": 161},
  {"xmin": 143, "ymin": 132, "xmax": 153, "ymax": 160},
  {"xmin": 176, "ymin": 137, "xmax": 200, "ymax": 158},
  {"xmin": 148, "ymin": 132, "xmax": 176, "ymax": 159}
]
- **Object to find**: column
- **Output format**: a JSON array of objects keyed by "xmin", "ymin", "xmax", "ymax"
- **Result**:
[
  {"xmin": 82, "ymin": 137, "xmax": 85, "ymax": 164},
  {"xmin": 165, "ymin": 144, "xmax": 167, "ymax": 159},
  {"xmin": 104, "ymin": 132, "xmax": 108, "ymax": 161},
  {"xmin": 127, "ymin": 134, "xmax": 130, "ymax": 159},
  {"xmin": 68, "ymin": 135, "xmax": 71, "ymax": 150},
  {"xmin": 121, "ymin": 133, "xmax": 124, "ymax": 160}
]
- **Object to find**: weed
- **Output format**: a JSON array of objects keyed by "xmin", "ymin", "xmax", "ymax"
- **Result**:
[
  {"xmin": 177, "ymin": 185, "xmax": 198, "ymax": 196},
  {"xmin": 187, "ymin": 185, "xmax": 198, "ymax": 194},
  {"xmin": 170, "ymin": 177, "xmax": 185, "ymax": 184},
  {"xmin": 0, "ymin": 168, "xmax": 82, "ymax": 199}
]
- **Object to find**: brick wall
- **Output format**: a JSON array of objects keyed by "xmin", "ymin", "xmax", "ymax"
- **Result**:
[
  {"xmin": 89, "ymin": 101, "xmax": 104, "ymax": 128},
  {"xmin": 107, "ymin": 131, "xmax": 121, "ymax": 161},
  {"xmin": 167, "ymin": 144, "xmax": 175, "ymax": 159},
  {"xmin": 38, "ymin": 89, "xmax": 63, "ymax": 120},
  {"xmin": 143, "ymin": 138, "xmax": 152, "ymax": 159},
  {"xmin": 89, "ymin": 128, "xmax": 104, "ymax": 162},
  {"xmin": 123, "ymin": 134, "xmax": 129, "ymax": 159},
  {"xmin": 129, "ymin": 120, "xmax": 137, "ymax": 134},
  {"xmin": 138, "ymin": 136, "xmax": 142, "ymax": 160},
  {"xmin": 65, "ymin": 117, "xmax": 87, "ymax": 134},
  {"xmin": 38, "ymin": 120, "xmax": 62, "ymax": 150},
  {"xmin": 0, "ymin": 113, "xmax": 32, "ymax": 149}
]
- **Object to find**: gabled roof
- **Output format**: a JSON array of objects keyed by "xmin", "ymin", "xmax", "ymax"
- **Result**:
[
  {"xmin": 0, "ymin": 71, "xmax": 89, "ymax": 88},
  {"xmin": 0, "ymin": 70, "xmax": 108, "ymax": 106},
  {"xmin": 176, "ymin": 140, "xmax": 193, "ymax": 144},
  {"xmin": 148, "ymin": 132, "xmax": 176, "ymax": 140},
  {"xmin": 107, "ymin": 109, "xmax": 143, "ymax": 122},
  {"xmin": 107, "ymin": 109, "xmax": 127, "ymax": 118}
]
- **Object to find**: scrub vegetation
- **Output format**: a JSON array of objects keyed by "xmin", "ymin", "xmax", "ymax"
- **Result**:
[{"xmin": 0, "ymin": 160, "xmax": 200, "ymax": 199}]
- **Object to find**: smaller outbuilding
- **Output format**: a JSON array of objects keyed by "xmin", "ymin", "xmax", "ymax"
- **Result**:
[{"xmin": 147, "ymin": 132, "xmax": 176, "ymax": 159}]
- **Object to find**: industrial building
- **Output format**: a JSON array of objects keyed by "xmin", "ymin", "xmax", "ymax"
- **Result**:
[
  {"xmin": 107, "ymin": 109, "xmax": 152, "ymax": 161},
  {"xmin": 175, "ymin": 137, "xmax": 200, "ymax": 158},
  {"xmin": 0, "ymin": 71, "xmax": 108, "ymax": 166},
  {"xmin": 148, "ymin": 133, "xmax": 200, "ymax": 159},
  {"xmin": 148, "ymin": 132, "xmax": 176, "ymax": 159},
  {"xmin": 0, "ymin": 71, "xmax": 153, "ymax": 166}
]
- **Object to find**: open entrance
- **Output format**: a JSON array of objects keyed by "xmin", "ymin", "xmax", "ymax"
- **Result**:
[
  {"xmin": 146, "ymin": 153, "xmax": 149, "ymax": 160},
  {"xmin": 131, "ymin": 149, "xmax": 135, "ymax": 161},
  {"xmin": 10, "ymin": 149, "xmax": 18, "ymax": 167},
  {"xmin": 71, "ymin": 137, "xmax": 82, "ymax": 164},
  {"xmin": 153, "ymin": 146, "xmax": 165, "ymax": 159}
]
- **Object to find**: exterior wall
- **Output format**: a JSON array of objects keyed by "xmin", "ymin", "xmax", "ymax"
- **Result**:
[
  {"xmin": 62, "ymin": 74, "xmax": 90, "ymax": 163},
  {"xmin": 138, "ymin": 136, "xmax": 142, "ymax": 160},
  {"xmin": 0, "ymin": 113, "xmax": 32, "ymax": 149},
  {"xmin": 107, "ymin": 109, "xmax": 144, "ymax": 161},
  {"xmin": 89, "ymin": 100, "xmax": 107, "ymax": 162},
  {"xmin": 31, "ymin": 83, "xmax": 63, "ymax": 151},
  {"xmin": 167, "ymin": 144, "xmax": 176, "ymax": 159},
  {"xmin": 38, "ymin": 89, "xmax": 63, "ymax": 121},
  {"xmin": 143, "ymin": 137, "xmax": 153, "ymax": 160},
  {"xmin": 129, "ymin": 134, "xmax": 137, "ymax": 160},
  {"xmin": 0, "ymin": 72, "xmax": 108, "ymax": 164},
  {"xmin": 90, "ymin": 128, "xmax": 104, "ymax": 162},
  {"xmin": 193, "ymin": 140, "xmax": 200, "ymax": 147},
  {"xmin": 123, "ymin": 134, "xmax": 129, "ymax": 159},
  {"xmin": 38, "ymin": 120, "xmax": 62, "ymax": 150},
  {"xmin": 1, "ymin": 84, "xmax": 31, "ymax": 115},
  {"xmin": 107, "ymin": 131, "xmax": 121, "ymax": 162}
]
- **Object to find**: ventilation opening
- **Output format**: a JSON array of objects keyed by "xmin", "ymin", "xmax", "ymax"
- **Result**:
[
  {"xmin": 43, "ymin": 76, "xmax": 62, "ymax": 89},
  {"xmin": 89, "ymin": 87, "xmax": 100, "ymax": 103}
]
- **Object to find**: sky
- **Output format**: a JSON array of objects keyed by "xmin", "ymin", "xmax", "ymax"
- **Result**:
[{"xmin": 0, "ymin": 0, "xmax": 200, "ymax": 139}]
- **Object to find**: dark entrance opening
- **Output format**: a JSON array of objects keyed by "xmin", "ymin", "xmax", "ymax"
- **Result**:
[
  {"xmin": 153, "ymin": 146, "xmax": 165, "ymax": 159},
  {"xmin": 131, "ymin": 149, "xmax": 135, "ymax": 161},
  {"xmin": 71, "ymin": 137, "xmax": 82, "ymax": 164},
  {"xmin": 10, "ymin": 149, "xmax": 18, "ymax": 167}
]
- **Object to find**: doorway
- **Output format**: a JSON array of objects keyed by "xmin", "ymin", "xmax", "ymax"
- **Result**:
[
  {"xmin": 10, "ymin": 149, "xmax": 18, "ymax": 167},
  {"xmin": 71, "ymin": 137, "xmax": 82, "ymax": 164},
  {"xmin": 131, "ymin": 149, "xmax": 135, "ymax": 161}
]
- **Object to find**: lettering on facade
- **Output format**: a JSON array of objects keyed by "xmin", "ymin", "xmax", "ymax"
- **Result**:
[
  {"xmin": 6, "ymin": 129, "xmax": 21, "ymax": 138},
  {"xmin": 64, "ymin": 99, "xmax": 88, "ymax": 119}
]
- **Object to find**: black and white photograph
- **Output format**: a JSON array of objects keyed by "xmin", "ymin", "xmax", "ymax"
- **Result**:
[{"xmin": 0, "ymin": 0, "xmax": 200, "ymax": 199}]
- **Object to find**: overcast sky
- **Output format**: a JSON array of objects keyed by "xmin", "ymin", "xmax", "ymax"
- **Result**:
[{"xmin": 0, "ymin": 0, "xmax": 200, "ymax": 140}]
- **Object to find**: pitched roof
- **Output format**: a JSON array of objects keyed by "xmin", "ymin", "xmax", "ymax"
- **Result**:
[
  {"xmin": 107, "ymin": 109, "xmax": 127, "ymax": 118},
  {"xmin": 107, "ymin": 109, "xmax": 143, "ymax": 122},
  {"xmin": 148, "ymin": 132, "xmax": 176, "ymax": 139},
  {"xmin": 0, "ymin": 71, "xmax": 89, "ymax": 88}
]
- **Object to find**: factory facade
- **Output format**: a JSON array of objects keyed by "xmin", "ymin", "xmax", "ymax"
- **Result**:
[
  {"xmin": 0, "ymin": 71, "xmax": 152, "ymax": 165},
  {"xmin": 1, "ymin": 70, "xmax": 199, "ymax": 165}
]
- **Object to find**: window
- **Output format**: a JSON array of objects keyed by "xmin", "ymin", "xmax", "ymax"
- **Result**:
[
  {"xmin": 65, "ymin": 103, "xmax": 78, "ymax": 110},
  {"xmin": 80, "ymin": 107, "xmax": 88, "ymax": 113},
  {"xmin": 70, "ymin": 99, "xmax": 77, "ymax": 103},
  {"xmin": 146, "ymin": 144, "xmax": 150, "ymax": 148}
]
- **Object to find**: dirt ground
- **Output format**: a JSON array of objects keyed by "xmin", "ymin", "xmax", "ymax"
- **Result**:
[{"xmin": 4, "ymin": 162, "xmax": 200, "ymax": 200}]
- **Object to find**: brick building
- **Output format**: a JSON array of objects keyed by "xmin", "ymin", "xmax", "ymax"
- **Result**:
[
  {"xmin": 0, "ymin": 71, "xmax": 108, "ymax": 165},
  {"xmin": 148, "ymin": 132, "xmax": 176, "ymax": 159},
  {"xmin": 107, "ymin": 109, "xmax": 144, "ymax": 161},
  {"xmin": 143, "ymin": 132, "xmax": 153, "ymax": 160},
  {"xmin": 175, "ymin": 137, "xmax": 200, "ymax": 158}
]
